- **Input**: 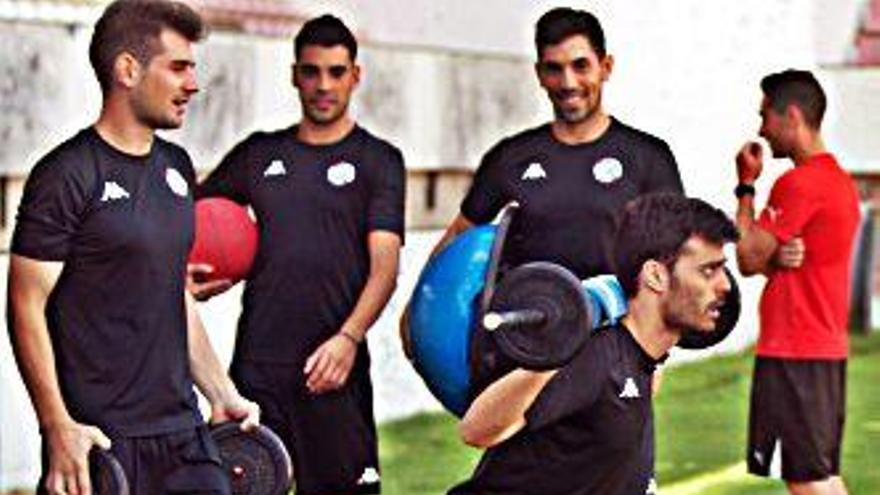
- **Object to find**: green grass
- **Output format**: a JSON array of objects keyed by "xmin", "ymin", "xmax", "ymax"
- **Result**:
[{"xmin": 379, "ymin": 332, "xmax": 880, "ymax": 495}]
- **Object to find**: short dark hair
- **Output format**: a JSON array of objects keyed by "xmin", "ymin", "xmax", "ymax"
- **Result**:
[
  {"xmin": 612, "ymin": 193, "xmax": 739, "ymax": 298},
  {"xmin": 535, "ymin": 7, "xmax": 606, "ymax": 60},
  {"xmin": 294, "ymin": 14, "xmax": 358, "ymax": 62},
  {"xmin": 89, "ymin": 0, "xmax": 204, "ymax": 94},
  {"xmin": 760, "ymin": 69, "xmax": 826, "ymax": 130}
]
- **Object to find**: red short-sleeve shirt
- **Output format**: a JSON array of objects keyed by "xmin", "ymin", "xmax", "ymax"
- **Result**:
[{"xmin": 756, "ymin": 153, "xmax": 860, "ymax": 359}]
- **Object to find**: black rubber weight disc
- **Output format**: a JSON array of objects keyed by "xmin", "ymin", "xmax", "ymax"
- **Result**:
[
  {"xmin": 677, "ymin": 267, "xmax": 741, "ymax": 349},
  {"xmin": 90, "ymin": 449, "xmax": 129, "ymax": 495},
  {"xmin": 211, "ymin": 423, "xmax": 294, "ymax": 495},
  {"xmin": 489, "ymin": 262, "xmax": 592, "ymax": 369}
]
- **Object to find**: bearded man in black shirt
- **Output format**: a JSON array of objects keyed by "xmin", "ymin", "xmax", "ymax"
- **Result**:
[
  {"xmin": 428, "ymin": 7, "xmax": 684, "ymax": 279},
  {"xmin": 449, "ymin": 193, "xmax": 738, "ymax": 495},
  {"xmin": 8, "ymin": 1, "xmax": 260, "ymax": 493}
]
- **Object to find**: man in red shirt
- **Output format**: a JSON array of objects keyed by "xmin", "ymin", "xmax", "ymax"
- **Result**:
[{"xmin": 735, "ymin": 69, "xmax": 859, "ymax": 495}]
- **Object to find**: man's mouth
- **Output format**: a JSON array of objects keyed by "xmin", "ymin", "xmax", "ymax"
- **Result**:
[
  {"xmin": 312, "ymin": 97, "xmax": 337, "ymax": 110},
  {"xmin": 707, "ymin": 300, "xmax": 725, "ymax": 320},
  {"xmin": 172, "ymin": 97, "xmax": 189, "ymax": 112}
]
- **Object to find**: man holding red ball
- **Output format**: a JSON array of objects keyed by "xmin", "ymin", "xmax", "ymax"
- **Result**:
[{"xmin": 191, "ymin": 14, "xmax": 405, "ymax": 495}]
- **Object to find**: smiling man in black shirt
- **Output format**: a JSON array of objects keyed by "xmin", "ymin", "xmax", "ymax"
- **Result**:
[
  {"xmin": 193, "ymin": 14, "xmax": 404, "ymax": 495},
  {"xmin": 428, "ymin": 7, "xmax": 683, "ymax": 279},
  {"xmin": 7, "ymin": 1, "xmax": 259, "ymax": 494},
  {"xmin": 450, "ymin": 194, "xmax": 739, "ymax": 495}
]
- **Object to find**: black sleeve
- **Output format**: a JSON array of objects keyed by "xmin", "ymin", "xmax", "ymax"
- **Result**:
[
  {"xmin": 367, "ymin": 144, "xmax": 406, "ymax": 240},
  {"xmin": 641, "ymin": 141, "xmax": 684, "ymax": 195},
  {"xmin": 460, "ymin": 143, "xmax": 509, "ymax": 225},
  {"xmin": 523, "ymin": 336, "xmax": 607, "ymax": 431},
  {"xmin": 11, "ymin": 157, "xmax": 93, "ymax": 261},
  {"xmin": 195, "ymin": 138, "xmax": 252, "ymax": 204}
]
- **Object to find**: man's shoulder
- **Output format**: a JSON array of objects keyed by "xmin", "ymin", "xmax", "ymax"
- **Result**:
[
  {"xmin": 607, "ymin": 118, "xmax": 671, "ymax": 151},
  {"xmin": 29, "ymin": 128, "xmax": 100, "ymax": 180},
  {"xmin": 154, "ymin": 135, "xmax": 192, "ymax": 163},
  {"xmin": 351, "ymin": 125, "xmax": 404, "ymax": 157},
  {"xmin": 494, "ymin": 124, "xmax": 552, "ymax": 149},
  {"xmin": 480, "ymin": 124, "xmax": 552, "ymax": 163},
  {"xmin": 238, "ymin": 127, "xmax": 292, "ymax": 148}
]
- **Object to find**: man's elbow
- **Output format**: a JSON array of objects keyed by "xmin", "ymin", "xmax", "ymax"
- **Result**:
[{"xmin": 458, "ymin": 420, "xmax": 500, "ymax": 449}]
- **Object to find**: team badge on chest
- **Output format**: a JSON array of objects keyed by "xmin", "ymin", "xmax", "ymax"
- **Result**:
[
  {"xmin": 327, "ymin": 161, "xmax": 356, "ymax": 187},
  {"xmin": 592, "ymin": 157, "xmax": 624, "ymax": 184},
  {"xmin": 165, "ymin": 167, "xmax": 189, "ymax": 197}
]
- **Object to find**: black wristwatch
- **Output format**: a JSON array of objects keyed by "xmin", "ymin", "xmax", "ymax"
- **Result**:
[{"xmin": 734, "ymin": 183, "xmax": 756, "ymax": 198}]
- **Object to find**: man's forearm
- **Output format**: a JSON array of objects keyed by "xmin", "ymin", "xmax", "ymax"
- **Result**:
[
  {"xmin": 459, "ymin": 368, "xmax": 557, "ymax": 448},
  {"xmin": 185, "ymin": 292, "xmax": 235, "ymax": 404},
  {"xmin": 341, "ymin": 232, "xmax": 400, "ymax": 341},
  {"xmin": 735, "ymin": 194, "xmax": 774, "ymax": 276}
]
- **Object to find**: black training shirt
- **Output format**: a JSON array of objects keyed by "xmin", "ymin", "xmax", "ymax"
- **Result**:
[
  {"xmin": 461, "ymin": 118, "xmax": 683, "ymax": 279},
  {"xmin": 196, "ymin": 125, "xmax": 405, "ymax": 366},
  {"xmin": 450, "ymin": 324, "xmax": 662, "ymax": 495},
  {"xmin": 12, "ymin": 128, "xmax": 200, "ymax": 437}
]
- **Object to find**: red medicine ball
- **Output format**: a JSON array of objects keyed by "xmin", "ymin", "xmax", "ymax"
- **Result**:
[{"xmin": 189, "ymin": 197, "xmax": 258, "ymax": 282}]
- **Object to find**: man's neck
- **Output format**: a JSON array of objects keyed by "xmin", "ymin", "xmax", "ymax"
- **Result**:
[
  {"xmin": 620, "ymin": 298, "xmax": 679, "ymax": 360},
  {"xmin": 551, "ymin": 111, "xmax": 611, "ymax": 145},
  {"xmin": 94, "ymin": 99, "xmax": 154, "ymax": 156},
  {"xmin": 791, "ymin": 133, "xmax": 827, "ymax": 164},
  {"xmin": 297, "ymin": 116, "xmax": 355, "ymax": 145}
]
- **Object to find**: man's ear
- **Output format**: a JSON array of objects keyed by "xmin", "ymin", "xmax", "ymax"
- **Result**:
[
  {"xmin": 600, "ymin": 53, "xmax": 614, "ymax": 82},
  {"xmin": 640, "ymin": 259, "xmax": 669, "ymax": 294},
  {"xmin": 785, "ymin": 103, "xmax": 805, "ymax": 127},
  {"xmin": 351, "ymin": 63, "xmax": 362, "ymax": 88},
  {"xmin": 114, "ymin": 52, "xmax": 142, "ymax": 90},
  {"xmin": 291, "ymin": 63, "xmax": 299, "ymax": 89}
]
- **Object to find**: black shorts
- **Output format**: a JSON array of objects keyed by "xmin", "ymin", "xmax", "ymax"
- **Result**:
[
  {"xmin": 231, "ymin": 351, "xmax": 380, "ymax": 495},
  {"xmin": 39, "ymin": 425, "xmax": 229, "ymax": 494},
  {"xmin": 747, "ymin": 357, "xmax": 847, "ymax": 482}
]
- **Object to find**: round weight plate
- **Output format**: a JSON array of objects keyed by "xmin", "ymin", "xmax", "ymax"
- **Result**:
[
  {"xmin": 488, "ymin": 262, "xmax": 592, "ymax": 369},
  {"xmin": 211, "ymin": 423, "xmax": 294, "ymax": 495}
]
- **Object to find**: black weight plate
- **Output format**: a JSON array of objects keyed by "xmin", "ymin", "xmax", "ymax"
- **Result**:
[
  {"xmin": 211, "ymin": 423, "xmax": 294, "ymax": 495},
  {"xmin": 90, "ymin": 448, "xmax": 129, "ymax": 495},
  {"xmin": 678, "ymin": 267, "xmax": 741, "ymax": 349},
  {"xmin": 488, "ymin": 262, "xmax": 592, "ymax": 369}
]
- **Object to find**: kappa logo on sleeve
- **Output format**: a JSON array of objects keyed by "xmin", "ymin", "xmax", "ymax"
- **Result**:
[
  {"xmin": 100, "ymin": 181, "xmax": 130, "ymax": 202},
  {"xmin": 766, "ymin": 206, "xmax": 782, "ymax": 223},
  {"xmin": 619, "ymin": 377, "xmax": 640, "ymax": 399}
]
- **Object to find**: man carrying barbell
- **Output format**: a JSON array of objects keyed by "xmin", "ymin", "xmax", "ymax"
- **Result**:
[{"xmin": 448, "ymin": 193, "xmax": 739, "ymax": 495}]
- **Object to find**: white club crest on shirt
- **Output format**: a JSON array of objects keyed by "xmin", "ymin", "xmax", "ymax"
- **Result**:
[
  {"xmin": 327, "ymin": 161, "xmax": 356, "ymax": 187},
  {"xmin": 521, "ymin": 162, "xmax": 547, "ymax": 181},
  {"xmin": 165, "ymin": 168, "xmax": 189, "ymax": 197},
  {"xmin": 593, "ymin": 157, "xmax": 624, "ymax": 184}
]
